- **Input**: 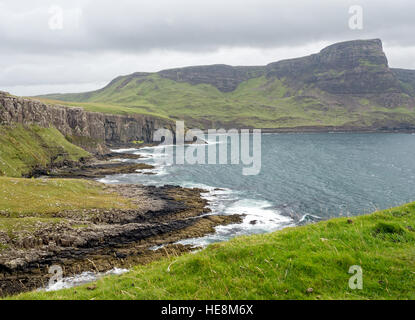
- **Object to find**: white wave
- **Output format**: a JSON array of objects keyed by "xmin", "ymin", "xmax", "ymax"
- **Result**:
[
  {"xmin": 139, "ymin": 166, "xmax": 168, "ymax": 176},
  {"xmin": 97, "ymin": 177, "xmax": 121, "ymax": 184},
  {"xmin": 41, "ymin": 268, "xmax": 129, "ymax": 292},
  {"xmin": 101, "ymin": 152, "xmax": 294, "ymax": 249},
  {"xmin": 149, "ymin": 244, "xmax": 165, "ymax": 251},
  {"xmin": 139, "ymin": 144, "xmax": 175, "ymax": 150},
  {"xmin": 299, "ymin": 213, "xmax": 322, "ymax": 224},
  {"xmin": 135, "ymin": 151, "xmax": 169, "ymax": 159},
  {"xmin": 109, "ymin": 158, "xmax": 132, "ymax": 163},
  {"xmin": 175, "ymin": 184, "xmax": 294, "ymax": 248},
  {"xmin": 110, "ymin": 148, "xmax": 139, "ymax": 153},
  {"xmin": 225, "ymin": 198, "xmax": 293, "ymax": 232}
]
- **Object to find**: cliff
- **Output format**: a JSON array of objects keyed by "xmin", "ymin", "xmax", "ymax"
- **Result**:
[
  {"xmin": 159, "ymin": 65, "xmax": 265, "ymax": 92},
  {"xmin": 26, "ymin": 39, "xmax": 415, "ymax": 130},
  {"xmin": 392, "ymin": 68, "xmax": 415, "ymax": 97},
  {"xmin": 0, "ymin": 92, "xmax": 172, "ymax": 153},
  {"xmin": 266, "ymin": 39, "xmax": 401, "ymax": 94}
]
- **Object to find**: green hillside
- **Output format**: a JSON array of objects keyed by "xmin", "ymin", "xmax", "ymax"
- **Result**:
[
  {"xmin": 37, "ymin": 73, "xmax": 415, "ymax": 130},
  {"xmin": 37, "ymin": 40, "xmax": 415, "ymax": 130},
  {"xmin": 10, "ymin": 201, "xmax": 415, "ymax": 300},
  {"xmin": 0, "ymin": 125, "xmax": 90, "ymax": 177}
]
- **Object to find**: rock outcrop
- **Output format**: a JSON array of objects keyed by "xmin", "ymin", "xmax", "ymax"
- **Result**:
[
  {"xmin": 11, "ymin": 39, "xmax": 415, "ymax": 131},
  {"xmin": 159, "ymin": 65, "xmax": 265, "ymax": 92},
  {"xmin": 148, "ymin": 39, "xmax": 413, "ymax": 98},
  {"xmin": 0, "ymin": 183, "xmax": 242, "ymax": 296},
  {"xmin": 266, "ymin": 39, "xmax": 402, "ymax": 94},
  {"xmin": 0, "ymin": 92, "xmax": 172, "ymax": 153},
  {"xmin": 392, "ymin": 68, "xmax": 415, "ymax": 97}
]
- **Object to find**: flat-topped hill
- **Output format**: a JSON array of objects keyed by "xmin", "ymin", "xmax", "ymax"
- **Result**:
[{"xmin": 37, "ymin": 39, "xmax": 415, "ymax": 130}]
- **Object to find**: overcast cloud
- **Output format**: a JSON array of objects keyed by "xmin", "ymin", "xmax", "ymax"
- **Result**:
[{"xmin": 1, "ymin": 0, "xmax": 414, "ymax": 96}]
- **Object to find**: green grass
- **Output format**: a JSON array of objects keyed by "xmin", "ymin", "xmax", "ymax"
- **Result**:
[
  {"xmin": 0, "ymin": 177, "xmax": 135, "ymax": 244},
  {"xmin": 10, "ymin": 202, "xmax": 415, "ymax": 300},
  {"xmin": 0, "ymin": 125, "xmax": 90, "ymax": 177},
  {"xmin": 0, "ymin": 216, "xmax": 63, "ymax": 237},
  {"xmin": 0, "ymin": 177, "xmax": 134, "ymax": 217},
  {"xmin": 359, "ymin": 59, "xmax": 385, "ymax": 70},
  {"xmin": 36, "ymin": 98, "xmax": 173, "ymax": 121},
  {"xmin": 36, "ymin": 72, "xmax": 415, "ymax": 129}
]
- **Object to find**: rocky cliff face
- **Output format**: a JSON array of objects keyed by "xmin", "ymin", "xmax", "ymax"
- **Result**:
[
  {"xmin": 39, "ymin": 39, "xmax": 414, "ymax": 101},
  {"xmin": 159, "ymin": 65, "xmax": 265, "ymax": 92},
  {"xmin": 392, "ymin": 68, "xmax": 415, "ymax": 97},
  {"xmin": 22, "ymin": 39, "xmax": 415, "ymax": 131},
  {"xmin": 152, "ymin": 39, "xmax": 406, "ymax": 96},
  {"xmin": 0, "ymin": 92, "xmax": 171, "ymax": 153},
  {"xmin": 266, "ymin": 39, "xmax": 402, "ymax": 94}
]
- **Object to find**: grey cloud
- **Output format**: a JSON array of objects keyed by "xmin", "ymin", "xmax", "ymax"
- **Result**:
[
  {"xmin": 0, "ymin": 0, "xmax": 414, "ymax": 95},
  {"xmin": 1, "ymin": 0, "xmax": 415, "ymax": 53}
]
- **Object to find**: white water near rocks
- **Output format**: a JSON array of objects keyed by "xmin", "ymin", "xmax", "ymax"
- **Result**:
[
  {"xmin": 175, "ymin": 184, "xmax": 293, "ymax": 247},
  {"xmin": 41, "ymin": 268, "xmax": 129, "ymax": 292},
  {"xmin": 104, "ymin": 133, "xmax": 415, "ymax": 246},
  {"xmin": 103, "ymin": 137, "xmax": 296, "ymax": 247},
  {"xmin": 42, "ymin": 133, "xmax": 415, "ymax": 291}
]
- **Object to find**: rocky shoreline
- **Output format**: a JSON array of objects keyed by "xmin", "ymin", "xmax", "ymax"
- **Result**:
[{"xmin": 0, "ymin": 153, "xmax": 243, "ymax": 297}]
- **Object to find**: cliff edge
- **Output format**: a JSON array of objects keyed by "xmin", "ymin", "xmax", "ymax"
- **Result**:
[{"xmin": 0, "ymin": 92, "xmax": 171, "ymax": 153}]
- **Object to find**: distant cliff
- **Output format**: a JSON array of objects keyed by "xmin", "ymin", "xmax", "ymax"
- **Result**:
[
  {"xmin": 265, "ymin": 39, "xmax": 414, "ymax": 110},
  {"xmin": 161, "ymin": 39, "xmax": 408, "ymax": 96},
  {"xmin": 0, "ymin": 92, "xmax": 171, "ymax": 153},
  {"xmin": 392, "ymin": 68, "xmax": 415, "ymax": 97},
  {"xmin": 24, "ymin": 39, "xmax": 415, "ymax": 130},
  {"xmin": 267, "ymin": 39, "xmax": 400, "ymax": 93}
]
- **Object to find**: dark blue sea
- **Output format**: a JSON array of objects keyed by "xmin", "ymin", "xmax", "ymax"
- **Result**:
[{"xmin": 101, "ymin": 133, "xmax": 415, "ymax": 246}]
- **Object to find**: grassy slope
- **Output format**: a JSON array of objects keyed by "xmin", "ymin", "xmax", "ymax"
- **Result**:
[
  {"xmin": 37, "ymin": 74, "xmax": 415, "ymax": 129},
  {"xmin": 0, "ymin": 125, "xmax": 90, "ymax": 177},
  {"xmin": 11, "ymin": 202, "xmax": 415, "ymax": 300},
  {"xmin": 0, "ymin": 125, "xmax": 135, "ymax": 250},
  {"xmin": 0, "ymin": 177, "xmax": 134, "ymax": 217},
  {"xmin": 0, "ymin": 177, "xmax": 134, "ymax": 239}
]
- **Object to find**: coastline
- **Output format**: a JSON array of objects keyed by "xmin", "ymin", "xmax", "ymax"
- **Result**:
[
  {"xmin": 0, "ymin": 153, "xmax": 243, "ymax": 296},
  {"xmin": 2, "ymin": 136, "xmax": 415, "ymax": 299},
  {"xmin": 3, "ymin": 133, "xmax": 415, "ymax": 297},
  {"xmin": 9, "ymin": 200, "xmax": 415, "ymax": 300}
]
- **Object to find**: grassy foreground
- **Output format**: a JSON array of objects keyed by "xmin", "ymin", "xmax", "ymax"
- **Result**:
[{"xmin": 10, "ymin": 202, "xmax": 415, "ymax": 300}]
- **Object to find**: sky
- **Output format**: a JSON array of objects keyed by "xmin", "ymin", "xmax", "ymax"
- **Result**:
[{"xmin": 1, "ymin": 0, "xmax": 415, "ymax": 96}]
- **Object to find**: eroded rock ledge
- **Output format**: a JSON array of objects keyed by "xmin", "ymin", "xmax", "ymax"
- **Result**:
[
  {"xmin": 0, "ymin": 182, "xmax": 242, "ymax": 296},
  {"xmin": 30, "ymin": 158, "xmax": 155, "ymax": 179}
]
